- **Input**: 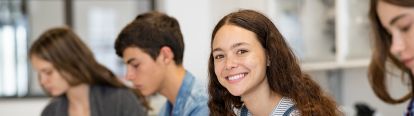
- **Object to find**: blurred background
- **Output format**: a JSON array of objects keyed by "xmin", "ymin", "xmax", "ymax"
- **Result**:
[{"xmin": 0, "ymin": 0, "xmax": 410, "ymax": 115}]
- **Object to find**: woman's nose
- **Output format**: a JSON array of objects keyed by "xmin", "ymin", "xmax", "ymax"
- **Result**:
[
  {"xmin": 224, "ymin": 56, "xmax": 238, "ymax": 70},
  {"xmin": 390, "ymin": 34, "xmax": 405, "ymax": 56}
]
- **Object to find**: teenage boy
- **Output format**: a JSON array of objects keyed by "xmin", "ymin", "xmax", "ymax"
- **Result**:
[{"xmin": 114, "ymin": 11, "xmax": 209, "ymax": 116}]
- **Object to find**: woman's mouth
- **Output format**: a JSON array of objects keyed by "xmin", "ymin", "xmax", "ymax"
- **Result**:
[{"xmin": 226, "ymin": 73, "xmax": 248, "ymax": 83}]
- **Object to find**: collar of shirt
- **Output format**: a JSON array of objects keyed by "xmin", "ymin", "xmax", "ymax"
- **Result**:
[{"xmin": 161, "ymin": 70, "xmax": 195, "ymax": 116}]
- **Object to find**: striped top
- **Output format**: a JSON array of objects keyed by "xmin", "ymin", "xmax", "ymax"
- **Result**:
[{"xmin": 237, "ymin": 97, "xmax": 300, "ymax": 116}]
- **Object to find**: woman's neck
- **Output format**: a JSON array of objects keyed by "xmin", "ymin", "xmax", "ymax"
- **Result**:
[
  {"xmin": 241, "ymin": 78, "xmax": 281, "ymax": 116},
  {"xmin": 67, "ymin": 84, "xmax": 90, "ymax": 116}
]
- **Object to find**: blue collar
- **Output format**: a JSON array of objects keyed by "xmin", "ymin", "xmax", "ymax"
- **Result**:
[{"xmin": 165, "ymin": 70, "xmax": 195, "ymax": 115}]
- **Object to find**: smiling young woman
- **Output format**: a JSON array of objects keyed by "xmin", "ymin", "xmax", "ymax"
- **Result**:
[{"xmin": 208, "ymin": 9, "xmax": 340, "ymax": 116}]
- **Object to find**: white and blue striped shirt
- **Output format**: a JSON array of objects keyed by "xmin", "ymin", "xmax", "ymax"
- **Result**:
[{"xmin": 237, "ymin": 97, "xmax": 300, "ymax": 116}]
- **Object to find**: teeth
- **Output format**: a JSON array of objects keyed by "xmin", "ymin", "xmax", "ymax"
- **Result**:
[{"xmin": 228, "ymin": 73, "xmax": 245, "ymax": 81}]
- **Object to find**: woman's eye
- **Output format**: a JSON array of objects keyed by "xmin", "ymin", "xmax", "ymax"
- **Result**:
[
  {"xmin": 401, "ymin": 25, "xmax": 411, "ymax": 32},
  {"xmin": 45, "ymin": 70, "xmax": 53, "ymax": 76},
  {"xmin": 236, "ymin": 49, "xmax": 248, "ymax": 55},
  {"xmin": 214, "ymin": 55, "xmax": 224, "ymax": 60}
]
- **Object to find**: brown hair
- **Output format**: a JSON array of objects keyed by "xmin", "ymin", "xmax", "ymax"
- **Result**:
[
  {"xmin": 368, "ymin": 0, "xmax": 414, "ymax": 104},
  {"xmin": 29, "ymin": 27, "xmax": 150, "ymax": 109},
  {"xmin": 115, "ymin": 11, "xmax": 185, "ymax": 65},
  {"xmin": 208, "ymin": 10, "xmax": 339, "ymax": 116}
]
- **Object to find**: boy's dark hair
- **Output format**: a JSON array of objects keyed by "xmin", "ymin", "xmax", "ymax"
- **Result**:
[{"xmin": 115, "ymin": 11, "xmax": 184, "ymax": 64}]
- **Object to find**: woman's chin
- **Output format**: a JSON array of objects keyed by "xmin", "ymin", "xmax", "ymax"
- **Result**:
[
  {"xmin": 49, "ymin": 91, "xmax": 64, "ymax": 97},
  {"xmin": 227, "ymin": 89, "xmax": 244, "ymax": 97}
]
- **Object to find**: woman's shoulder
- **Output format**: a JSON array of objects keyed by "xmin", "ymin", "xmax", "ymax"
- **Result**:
[
  {"xmin": 272, "ymin": 97, "xmax": 299, "ymax": 116},
  {"xmin": 45, "ymin": 96, "xmax": 66, "ymax": 109},
  {"xmin": 235, "ymin": 97, "xmax": 299, "ymax": 116},
  {"xmin": 89, "ymin": 85, "xmax": 147, "ymax": 115},
  {"xmin": 90, "ymin": 85, "xmax": 140, "ymax": 103},
  {"xmin": 91, "ymin": 85, "xmax": 131, "ymax": 96},
  {"xmin": 41, "ymin": 97, "xmax": 67, "ymax": 116}
]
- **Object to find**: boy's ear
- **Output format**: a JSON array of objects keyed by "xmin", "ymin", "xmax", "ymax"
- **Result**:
[{"xmin": 158, "ymin": 46, "xmax": 174, "ymax": 64}]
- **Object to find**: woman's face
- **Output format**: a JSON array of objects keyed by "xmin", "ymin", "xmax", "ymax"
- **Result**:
[
  {"xmin": 212, "ymin": 24, "xmax": 268, "ymax": 96},
  {"xmin": 377, "ymin": 1, "xmax": 414, "ymax": 73},
  {"xmin": 31, "ymin": 55, "xmax": 70, "ymax": 96}
]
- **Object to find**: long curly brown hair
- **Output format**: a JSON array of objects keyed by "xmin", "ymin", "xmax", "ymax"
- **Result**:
[
  {"xmin": 208, "ymin": 10, "xmax": 340, "ymax": 116},
  {"xmin": 368, "ymin": 0, "xmax": 414, "ymax": 104}
]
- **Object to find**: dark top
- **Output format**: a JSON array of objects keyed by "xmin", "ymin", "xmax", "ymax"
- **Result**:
[{"xmin": 41, "ymin": 85, "xmax": 147, "ymax": 116}]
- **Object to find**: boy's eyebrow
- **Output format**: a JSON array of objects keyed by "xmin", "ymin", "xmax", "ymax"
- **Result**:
[{"xmin": 126, "ymin": 58, "xmax": 136, "ymax": 64}]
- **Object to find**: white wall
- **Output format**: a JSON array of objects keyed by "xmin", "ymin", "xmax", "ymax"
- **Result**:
[
  {"xmin": 158, "ymin": 0, "xmax": 211, "ymax": 81},
  {"xmin": 0, "ymin": 98, "xmax": 49, "ymax": 116}
]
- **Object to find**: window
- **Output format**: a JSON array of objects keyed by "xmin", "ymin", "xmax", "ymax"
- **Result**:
[
  {"xmin": 0, "ymin": 0, "xmax": 29, "ymax": 97},
  {"xmin": 0, "ymin": 0, "xmax": 153, "ymax": 97}
]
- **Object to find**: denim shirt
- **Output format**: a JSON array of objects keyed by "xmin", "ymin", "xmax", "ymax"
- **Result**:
[
  {"xmin": 406, "ymin": 98, "xmax": 414, "ymax": 116},
  {"xmin": 158, "ymin": 71, "xmax": 209, "ymax": 116}
]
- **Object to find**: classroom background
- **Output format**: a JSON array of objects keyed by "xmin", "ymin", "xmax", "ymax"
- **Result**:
[{"xmin": 0, "ymin": 0, "xmax": 408, "ymax": 115}]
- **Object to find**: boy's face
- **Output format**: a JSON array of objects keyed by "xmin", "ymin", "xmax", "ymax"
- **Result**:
[{"xmin": 122, "ymin": 47, "xmax": 166, "ymax": 96}]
